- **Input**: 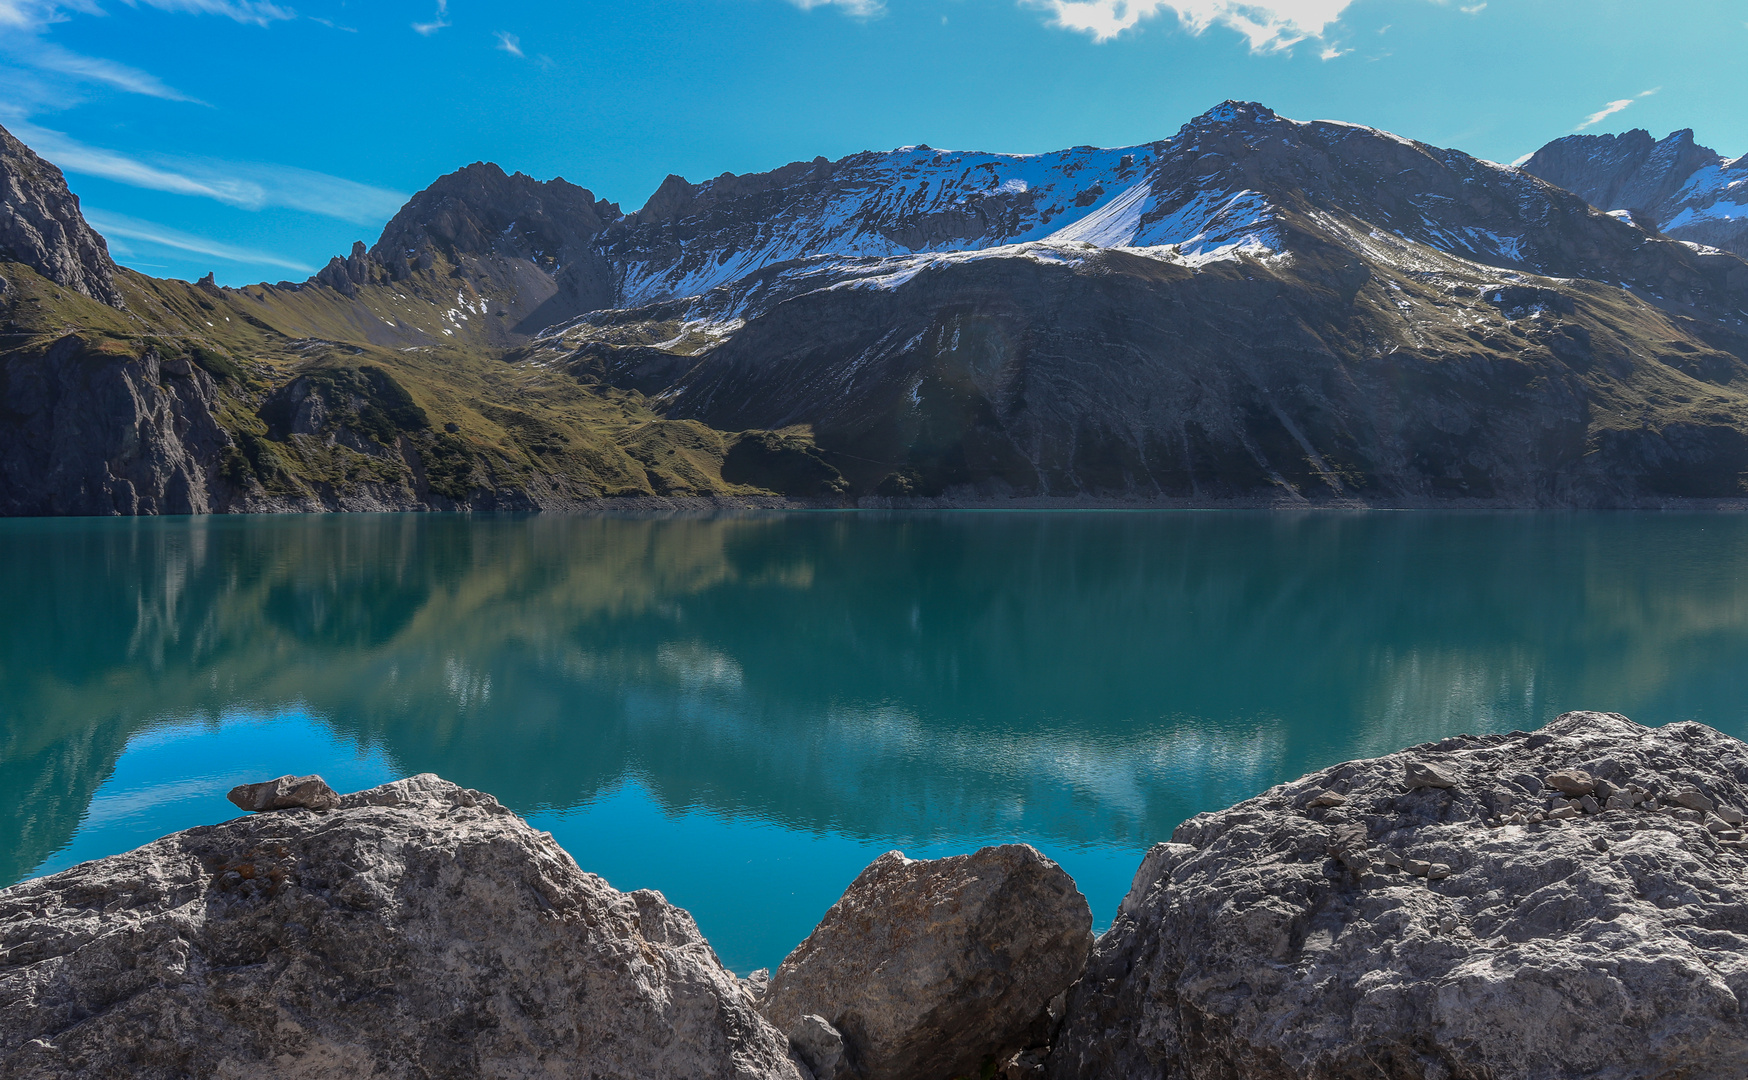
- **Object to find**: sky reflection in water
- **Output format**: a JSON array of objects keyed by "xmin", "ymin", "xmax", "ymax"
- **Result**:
[{"xmin": 4, "ymin": 511, "xmax": 1747, "ymax": 971}]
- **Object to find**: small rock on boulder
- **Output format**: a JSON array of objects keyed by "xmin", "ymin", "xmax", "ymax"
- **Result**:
[
  {"xmin": 762, "ymin": 844, "xmax": 1093, "ymax": 1080},
  {"xmin": 1403, "ymin": 760, "xmax": 1458, "ymax": 789},
  {"xmin": 226, "ymin": 773, "xmax": 340, "ymax": 812},
  {"xmin": 1544, "ymin": 768, "xmax": 1596, "ymax": 796},
  {"xmin": 1, "ymin": 774, "xmax": 805, "ymax": 1079},
  {"xmin": 1050, "ymin": 712, "xmax": 1748, "ymax": 1080}
]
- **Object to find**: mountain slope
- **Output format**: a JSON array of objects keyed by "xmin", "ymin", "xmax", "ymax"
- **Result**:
[
  {"xmin": 1525, "ymin": 128, "xmax": 1748, "ymax": 258},
  {"xmin": 7, "ymin": 104, "xmax": 1748, "ymax": 512},
  {"xmin": 0, "ymin": 136, "xmax": 838, "ymax": 514},
  {"xmin": 555, "ymin": 103, "xmax": 1748, "ymax": 502}
]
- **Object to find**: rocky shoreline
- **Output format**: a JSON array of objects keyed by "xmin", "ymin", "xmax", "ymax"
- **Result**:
[{"xmin": 3, "ymin": 712, "xmax": 1746, "ymax": 1078}]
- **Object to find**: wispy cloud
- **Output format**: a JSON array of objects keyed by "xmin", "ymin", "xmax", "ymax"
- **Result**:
[
  {"xmin": 86, "ymin": 208, "xmax": 315, "ymax": 273},
  {"xmin": 1034, "ymin": 0, "xmax": 1356, "ymax": 49},
  {"xmin": 1575, "ymin": 87, "xmax": 1659, "ymax": 131},
  {"xmin": 0, "ymin": 0, "xmax": 102, "ymax": 31},
  {"xmin": 412, "ymin": 0, "xmax": 449, "ymax": 35},
  {"xmin": 11, "ymin": 123, "xmax": 408, "ymax": 224},
  {"xmin": 0, "ymin": 0, "xmax": 288, "ymax": 30},
  {"xmin": 786, "ymin": 0, "xmax": 885, "ymax": 17},
  {"xmin": 493, "ymin": 29, "xmax": 522, "ymax": 56},
  {"xmin": 16, "ymin": 40, "xmax": 203, "ymax": 101},
  {"xmin": 121, "ymin": 0, "xmax": 293, "ymax": 27},
  {"xmin": 0, "ymin": 0, "xmax": 289, "ymax": 104}
]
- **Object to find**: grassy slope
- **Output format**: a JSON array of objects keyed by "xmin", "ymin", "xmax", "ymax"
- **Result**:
[{"xmin": 1, "ymin": 256, "xmax": 838, "ymax": 507}]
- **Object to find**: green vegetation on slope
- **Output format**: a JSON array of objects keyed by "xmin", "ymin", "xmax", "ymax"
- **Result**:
[{"xmin": 0, "ymin": 257, "xmax": 837, "ymax": 511}]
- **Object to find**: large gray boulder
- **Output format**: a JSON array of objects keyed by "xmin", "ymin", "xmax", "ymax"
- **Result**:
[
  {"xmin": 0, "ymin": 773, "xmax": 806, "ymax": 1080},
  {"xmin": 1049, "ymin": 711, "xmax": 1748, "ymax": 1080},
  {"xmin": 761, "ymin": 844, "xmax": 1093, "ymax": 1080}
]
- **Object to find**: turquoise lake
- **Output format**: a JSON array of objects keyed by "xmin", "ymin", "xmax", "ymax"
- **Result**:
[{"xmin": 5, "ymin": 511, "xmax": 1748, "ymax": 973}]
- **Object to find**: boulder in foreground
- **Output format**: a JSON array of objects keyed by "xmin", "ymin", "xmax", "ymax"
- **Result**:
[
  {"xmin": 1049, "ymin": 711, "xmax": 1748, "ymax": 1080},
  {"xmin": 761, "ymin": 844, "xmax": 1093, "ymax": 1080},
  {"xmin": 0, "ymin": 774, "xmax": 805, "ymax": 1080}
]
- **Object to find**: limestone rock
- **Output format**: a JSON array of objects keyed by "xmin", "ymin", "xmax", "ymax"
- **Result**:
[
  {"xmin": 1672, "ymin": 786, "xmax": 1716, "ymax": 813},
  {"xmin": 1544, "ymin": 769, "xmax": 1595, "ymax": 796},
  {"xmin": 0, "ymin": 774, "xmax": 805, "ymax": 1080},
  {"xmin": 1403, "ymin": 760, "xmax": 1458, "ymax": 790},
  {"xmin": 1050, "ymin": 712, "xmax": 1748, "ymax": 1080},
  {"xmin": 226, "ymin": 773, "xmax": 341, "ymax": 812},
  {"xmin": 0, "ymin": 123, "xmax": 122, "ymax": 306},
  {"xmin": 790, "ymin": 1014, "xmax": 852, "ymax": 1080},
  {"xmin": 762, "ymin": 844, "xmax": 1093, "ymax": 1080}
]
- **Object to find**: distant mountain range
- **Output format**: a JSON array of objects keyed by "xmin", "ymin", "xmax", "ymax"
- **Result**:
[
  {"xmin": 3, "ymin": 103, "xmax": 1748, "ymax": 513},
  {"xmin": 1525, "ymin": 127, "xmax": 1747, "ymax": 258}
]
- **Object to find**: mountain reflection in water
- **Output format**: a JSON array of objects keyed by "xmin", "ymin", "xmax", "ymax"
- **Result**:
[{"xmin": 4, "ymin": 511, "xmax": 1748, "ymax": 968}]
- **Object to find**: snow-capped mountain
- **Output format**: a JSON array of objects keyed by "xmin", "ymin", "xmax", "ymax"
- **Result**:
[
  {"xmin": 1525, "ymin": 128, "xmax": 1748, "ymax": 258},
  {"xmin": 544, "ymin": 102, "xmax": 1748, "ymax": 503},
  {"xmin": 582, "ymin": 101, "xmax": 1734, "ymax": 319},
  {"xmin": 10, "ymin": 102, "xmax": 1748, "ymax": 514}
]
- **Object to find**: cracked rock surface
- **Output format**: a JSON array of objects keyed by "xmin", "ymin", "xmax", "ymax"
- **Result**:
[
  {"xmin": 1049, "ymin": 711, "xmax": 1748, "ymax": 1080},
  {"xmin": 761, "ymin": 844, "xmax": 1093, "ymax": 1080},
  {"xmin": 0, "ymin": 774, "xmax": 805, "ymax": 1080}
]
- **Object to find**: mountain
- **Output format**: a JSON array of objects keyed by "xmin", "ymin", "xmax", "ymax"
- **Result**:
[
  {"xmin": 1524, "ymin": 128, "xmax": 1748, "ymax": 258},
  {"xmin": 0, "ymin": 126, "xmax": 122, "ymax": 307},
  {"xmin": 5, "ymin": 102, "xmax": 1748, "ymax": 513},
  {"xmin": 555, "ymin": 102, "xmax": 1748, "ymax": 501}
]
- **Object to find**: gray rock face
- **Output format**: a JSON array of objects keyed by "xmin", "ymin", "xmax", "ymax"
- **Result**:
[
  {"xmin": 0, "ymin": 337, "xmax": 235, "ymax": 516},
  {"xmin": 1525, "ymin": 128, "xmax": 1748, "ymax": 259},
  {"xmin": 1049, "ymin": 711, "xmax": 1748, "ymax": 1080},
  {"xmin": 0, "ymin": 124, "xmax": 121, "ymax": 307},
  {"xmin": 226, "ymin": 773, "xmax": 341, "ymax": 812},
  {"xmin": 761, "ymin": 844, "xmax": 1093, "ymax": 1080},
  {"xmin": 0, "ymin": 774, "xmax": 805, "ymax": 1080}
]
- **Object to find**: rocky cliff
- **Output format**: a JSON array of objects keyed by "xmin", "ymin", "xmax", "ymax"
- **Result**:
[
  {"xmin": 0, "ymin": 126, "xmax": 121, "ymax": 308},
  {"xmin": 9, "ymin": 104, "xmax": 1748, "ymax": 511},
  {"xmin": 1525, "ymin": 127, "xmax": 1748, "ymax": 258}
]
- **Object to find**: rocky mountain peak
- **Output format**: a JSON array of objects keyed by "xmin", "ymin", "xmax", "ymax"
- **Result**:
[
  {"xmin": 0, "ymin": 123, "xmax": 123, "ymax": 307},
  {"xmin": 366, "ymin": 161, "xmax": 621, "ymax": 277},
  {"xmin": 1524, "ymin": 127, "xmax": 1721, "ymax": 228},
  {"xmin": 1184, "ymin": 100, "xmax": 1285, "ymax": 131},
  {"xmin": 1524, "ymin": 125, "xmax": 1745, "ymax": 256}
]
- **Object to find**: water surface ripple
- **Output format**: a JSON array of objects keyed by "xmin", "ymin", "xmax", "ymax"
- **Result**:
[{"xmin": 4, "ymin": 511, "xmax": 1746, "ymax": 970}]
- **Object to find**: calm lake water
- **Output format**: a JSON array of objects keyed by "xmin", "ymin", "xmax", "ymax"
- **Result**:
[{"xmin": 5, "ymin": 511, "xmax": 1748, "ymax": 972}]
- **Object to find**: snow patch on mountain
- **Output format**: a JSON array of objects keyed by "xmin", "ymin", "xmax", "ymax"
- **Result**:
[{"xmin": 615, "ymin": 143, "xmax": 1164, "ymax": 306}]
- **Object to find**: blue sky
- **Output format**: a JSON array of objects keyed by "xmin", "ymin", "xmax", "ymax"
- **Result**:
[{"xmin": 1, "ymin": 0, "xmax": 1743, "ymax": 285}]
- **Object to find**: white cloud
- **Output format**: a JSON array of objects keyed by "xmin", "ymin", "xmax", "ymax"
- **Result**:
[
  {"xmin": 1036, "ymin": 0, "xmax": 1356, "ymax": 48},
  {"xmin": 10, "ymin": 123, "xmax": 407, "ymax": 224},
  {"xmin": 121, "ymin": 0, "xmax": 292, "ymax": 26},
  {"xmin": 787, "ymin": 0, "xmax": 885, "ymax": 17},
  {"xmin": 1574, "ymin": 87, "xmax": 1659, "ymax": 131},
  {"xmin": 0, "ymin": 0, "xmax": 98, "ymax": 30},
  {"xmin": 494, "ymin": 29, "xmax": 522, "ymax": 56},
  {"xmin": 1318, "ymin": 43, "xmax": 1347, "ymax": 59},
  {"xmin": 1, "ymin": 0, "xmax": 287, "ymax": 30},
  {"xmin": 1, "ymin": 0, "xmax": 288, "ymax": 103},
  {"xmin": 16, "ymin": 40, "xmax": 202, "ymax": 101},
  {"xmin": 412, "ymin": 0, "xmax": 449, "ymax": 34},
  {"xmin": 86, "ymin": 208, "xmax": 315, "ymax": 272},
  {"xmin": 1577, "ymin": 99, "xmax": 1634, "ymax": 130}
]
